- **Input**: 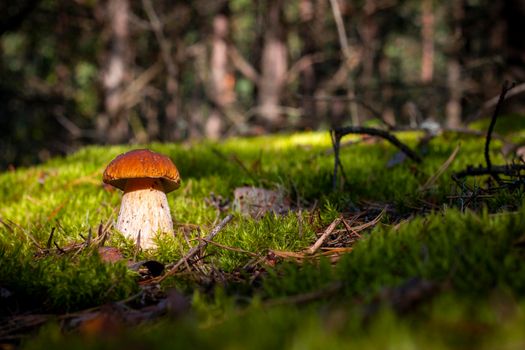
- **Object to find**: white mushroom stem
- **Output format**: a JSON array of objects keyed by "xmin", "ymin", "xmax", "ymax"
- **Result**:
[{"xmin": 115, "ymin": 178, "xmax": 173, "ymax": 249}]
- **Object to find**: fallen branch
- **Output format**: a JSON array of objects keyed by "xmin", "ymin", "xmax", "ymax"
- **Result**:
[
  {"xmin": 346, "ymin": 208, "xmax": 385, "ymax": 233},
  {"xmin": 156, "ymin": 214, "xmax": 234, "ymax": 282},
  {"xmin": 331, "ymin": 126, "xmax": 421, "ymax": 190},
  {"xmin": 330, "ymin": 130, "xmax": 349, "ymax": 190},
  {"xmin": 453, "ymin": 164, "xmax": 525, "ymax": 179},
  {"xmin": 197, "ymin": 238, "xmax": 259, "ymax": 257},
  {"xmin": 306, "ymin": 217, "xmax": 343, "ymax": 255},
  {"xmin": 335, "ymin": 126, "xmax": 422, "ymax": 163},
  {"xmin": 484, "ymin": 80, "xmax": 516, "ymax": 182},
  {"xmin": 453, "ymin": 81, "xmax": 521, "ymax": 183},
  {"xmin": 466, "ymin": 82, "xmax": 525, "ymax": 123}
]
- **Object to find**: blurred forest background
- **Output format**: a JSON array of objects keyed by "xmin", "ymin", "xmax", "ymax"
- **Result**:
[{"xmin": 0, "ymin": 0, "xmax": 524, "ymax": 169}]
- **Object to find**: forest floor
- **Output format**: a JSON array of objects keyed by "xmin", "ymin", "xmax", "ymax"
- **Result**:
[{"xmin": 2, "ymin": 115, "xmax": 525, "ymax": 349}]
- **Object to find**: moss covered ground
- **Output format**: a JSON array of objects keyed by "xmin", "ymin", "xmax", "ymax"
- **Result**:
[{"xmin": 2, "ymin": 127, "xmax": 525, "ymax": 348}]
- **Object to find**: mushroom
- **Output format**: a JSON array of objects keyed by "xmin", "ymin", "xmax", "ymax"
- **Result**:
[{"xmin": 103, "ymin": 149, "xmax": 181, "ymax": 249}]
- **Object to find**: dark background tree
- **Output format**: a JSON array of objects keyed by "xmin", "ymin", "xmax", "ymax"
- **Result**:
[{"xmin": 0, "ymin": 0, "xmax": 523, "ymax": 169}]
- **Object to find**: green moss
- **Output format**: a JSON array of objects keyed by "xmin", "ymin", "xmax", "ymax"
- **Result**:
[{"xmin": 1, "ymin": 130, "xmax": 525, "ymax": 346}]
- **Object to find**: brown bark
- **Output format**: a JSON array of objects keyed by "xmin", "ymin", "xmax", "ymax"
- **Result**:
[
  {"xmin": 446, "ymin": 60, "xmax": 462, "ymax": 128},
  {"xmin": 420, "ymin": 0, "xmax": 434, "ymax": 83},
  {"xmin": 98, "ymin": 0, "xmax": 131, "ymax": 144},
  {"xmin": 257, "ymin": 0, "xmax": 287, "ymax": 128},
  {"xmin": 445, "ymin": 0, "xmax": 464, "ymax": 128},
  {"xmin": 206, "ymin": 6, "xmax": 235, "ymax": 139}
]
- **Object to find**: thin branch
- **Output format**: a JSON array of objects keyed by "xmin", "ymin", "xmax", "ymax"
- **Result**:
[
  {"xmin": 157, "ymin": 214, "xmax": 234, "ymax": 282},
  {"xmin": 197, "ymin": 238, "xmax": 259, "ymax": 257},
  {"xmin": 330, "ymin": 130, "xmax": 341, "ymax": 190},
  {"xmin": 142, "ymin": 0, "xmax": 177, "ymax": 77},
  {"xmin": 420, "ymin": 143, "xmax": 461, "ymax": 191},
  {"xmin": 285, "ymin": 52, "xmax": 326, "ymax": 85},
  {"xmin": 306, "ymin": 216, "xmax": 342, "ymax": 255},
  {"xmin": 453, "ymin": 164, "xmax": 525, "ymax": 179},
  {"xmin": 228, "ymin": 45, "xmax": 260, "ymax": 84},
  {"xmin": 328, "ymin": 0, "xmax": 359, "ymax": 125},
  {"xmin": 328, "ymin": 0, "xmax": 351, "ymax": 60},
  {"xmin": 484, "ymin": 81, "xmax": 516, "ymax": 182},
  {"xmin": 334, "ymin": 126, "xmax": 422, "ymax": 163},
  {"xmin": 466, "ymin": 82, "xmax": 525, "ymax": 123}
]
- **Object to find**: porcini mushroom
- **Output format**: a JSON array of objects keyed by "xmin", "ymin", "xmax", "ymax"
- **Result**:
[{"xmin": 103, "ymin": 149, "xmax": 181, "ymax": 249}]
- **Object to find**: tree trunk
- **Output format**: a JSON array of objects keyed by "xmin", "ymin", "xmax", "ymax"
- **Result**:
[
  {"xmin": 257, "ymin": 0, "xmax": 287, "ymax": 129},
  {"xmin": 446, "ymin": 59, "xmax": 462, "ymax": 128},
  {"xmin": 98, "ymin": 0, "xmax": 131, "ymax": 144},
  {"xmin": 206, "ymin": 5, "xmax": 235, "ymax": 139},
  {"xmin": 420, "ymin": 0, "xmax": 434, "ymax": 83},
  {"xmin": 445, "ymin": 0, "xmax": 464, "ymax": 128}
]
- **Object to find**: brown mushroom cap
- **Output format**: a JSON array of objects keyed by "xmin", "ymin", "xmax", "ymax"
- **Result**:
[{"xmin": 103, "ymin": 149, "xmax": 181, "ymax": 193}]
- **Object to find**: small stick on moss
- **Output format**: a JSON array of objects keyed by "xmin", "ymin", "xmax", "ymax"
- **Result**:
[
  {"xmin": 341, "ymin": 216, "xmax": 361, "ymax": 238},
  {"xmin": 157, "ymin": 214, "xmax": 234, "ymax": 282},
  {"xmin": 85, "ymin": 227, "xmax": 92, "ymax": 247},
  {"xmin": 330, "ymin": 130, "xmax": 348, "ymax": 190},
  {"xmin": 306, "ymin": 216, "xmax": 342, "ymax": 255},
  {"xmin": 344, "ymin": 208, "xmax": 385, "ymax": 234},
  {"xmin": 197, "ymin": 238, "xmax": 259, "ymax": 257},
  {"xmin": 453, "ymin": 164, "xmax": 525, "ymax": 178},
  {"xmin": 46, "ymin": 227, "xmax": 56, "ymax": 249},
  {"xmin": 177, "ymin": 241, "xmax": 199, "ymax": 281},
  {"xmin": 97, "ymin": 222, "xmax": 108, "ymax": 247},
  {"xmin": 54, "ymin": 242, "xmax": 66, "ymax": 254},
  {"xmin": 331, "ymin": 126, "xmax": 421, "ymax": 189},
  {"xmin": 134, "ymin": 230, "xmax": 141, "ymax": 260},
  {"xmin": 466, "ymin": 82, "xmax": 525, "ymax": 123},
  {"xmin": 484, "ymin": 80, "xmax": 517, "ymax": 182},
  {"xmin": 420, "ymin": 143, "xmax": 461, "ymax": 191}
]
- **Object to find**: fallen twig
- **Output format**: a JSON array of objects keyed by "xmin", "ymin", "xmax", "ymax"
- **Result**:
[
  {"xmin": 453, "ymin": 164, "xmax": 525, "ymax": 179},
  {"xmin": 335, "ymin": 126, "xmax": 422, "ymax": 163},
  {"xmin": 197, "ymin": 238, "xmax": 259, "ymax": 257},
  {"xmin": 420, "ymin": 143, "xmax": 461, "ymax": 191},
  {"xmin": 155, "ymin": 214, "xmax": 234, "ymax": 283},
  {"xmin": 330, "ymin": 130, "xmax": 349, "ymax": 190},
  {"xmin": 331, "ymin": 126, "xmax": 421, "ymax": 190},
  {"xmin": 346, "ymin": 208, "xmax": 385, "ymax": 232},
  {"xmin": 466, "ymin": 82, "xmax": 525, "ymax": 123},
  {"xmin": 46, "ymin": 227, "xmax": 55, "ymax": 249},
  {"xmin": 306, "ymin": 216, "xmax": 343, "ymax": 255}
]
